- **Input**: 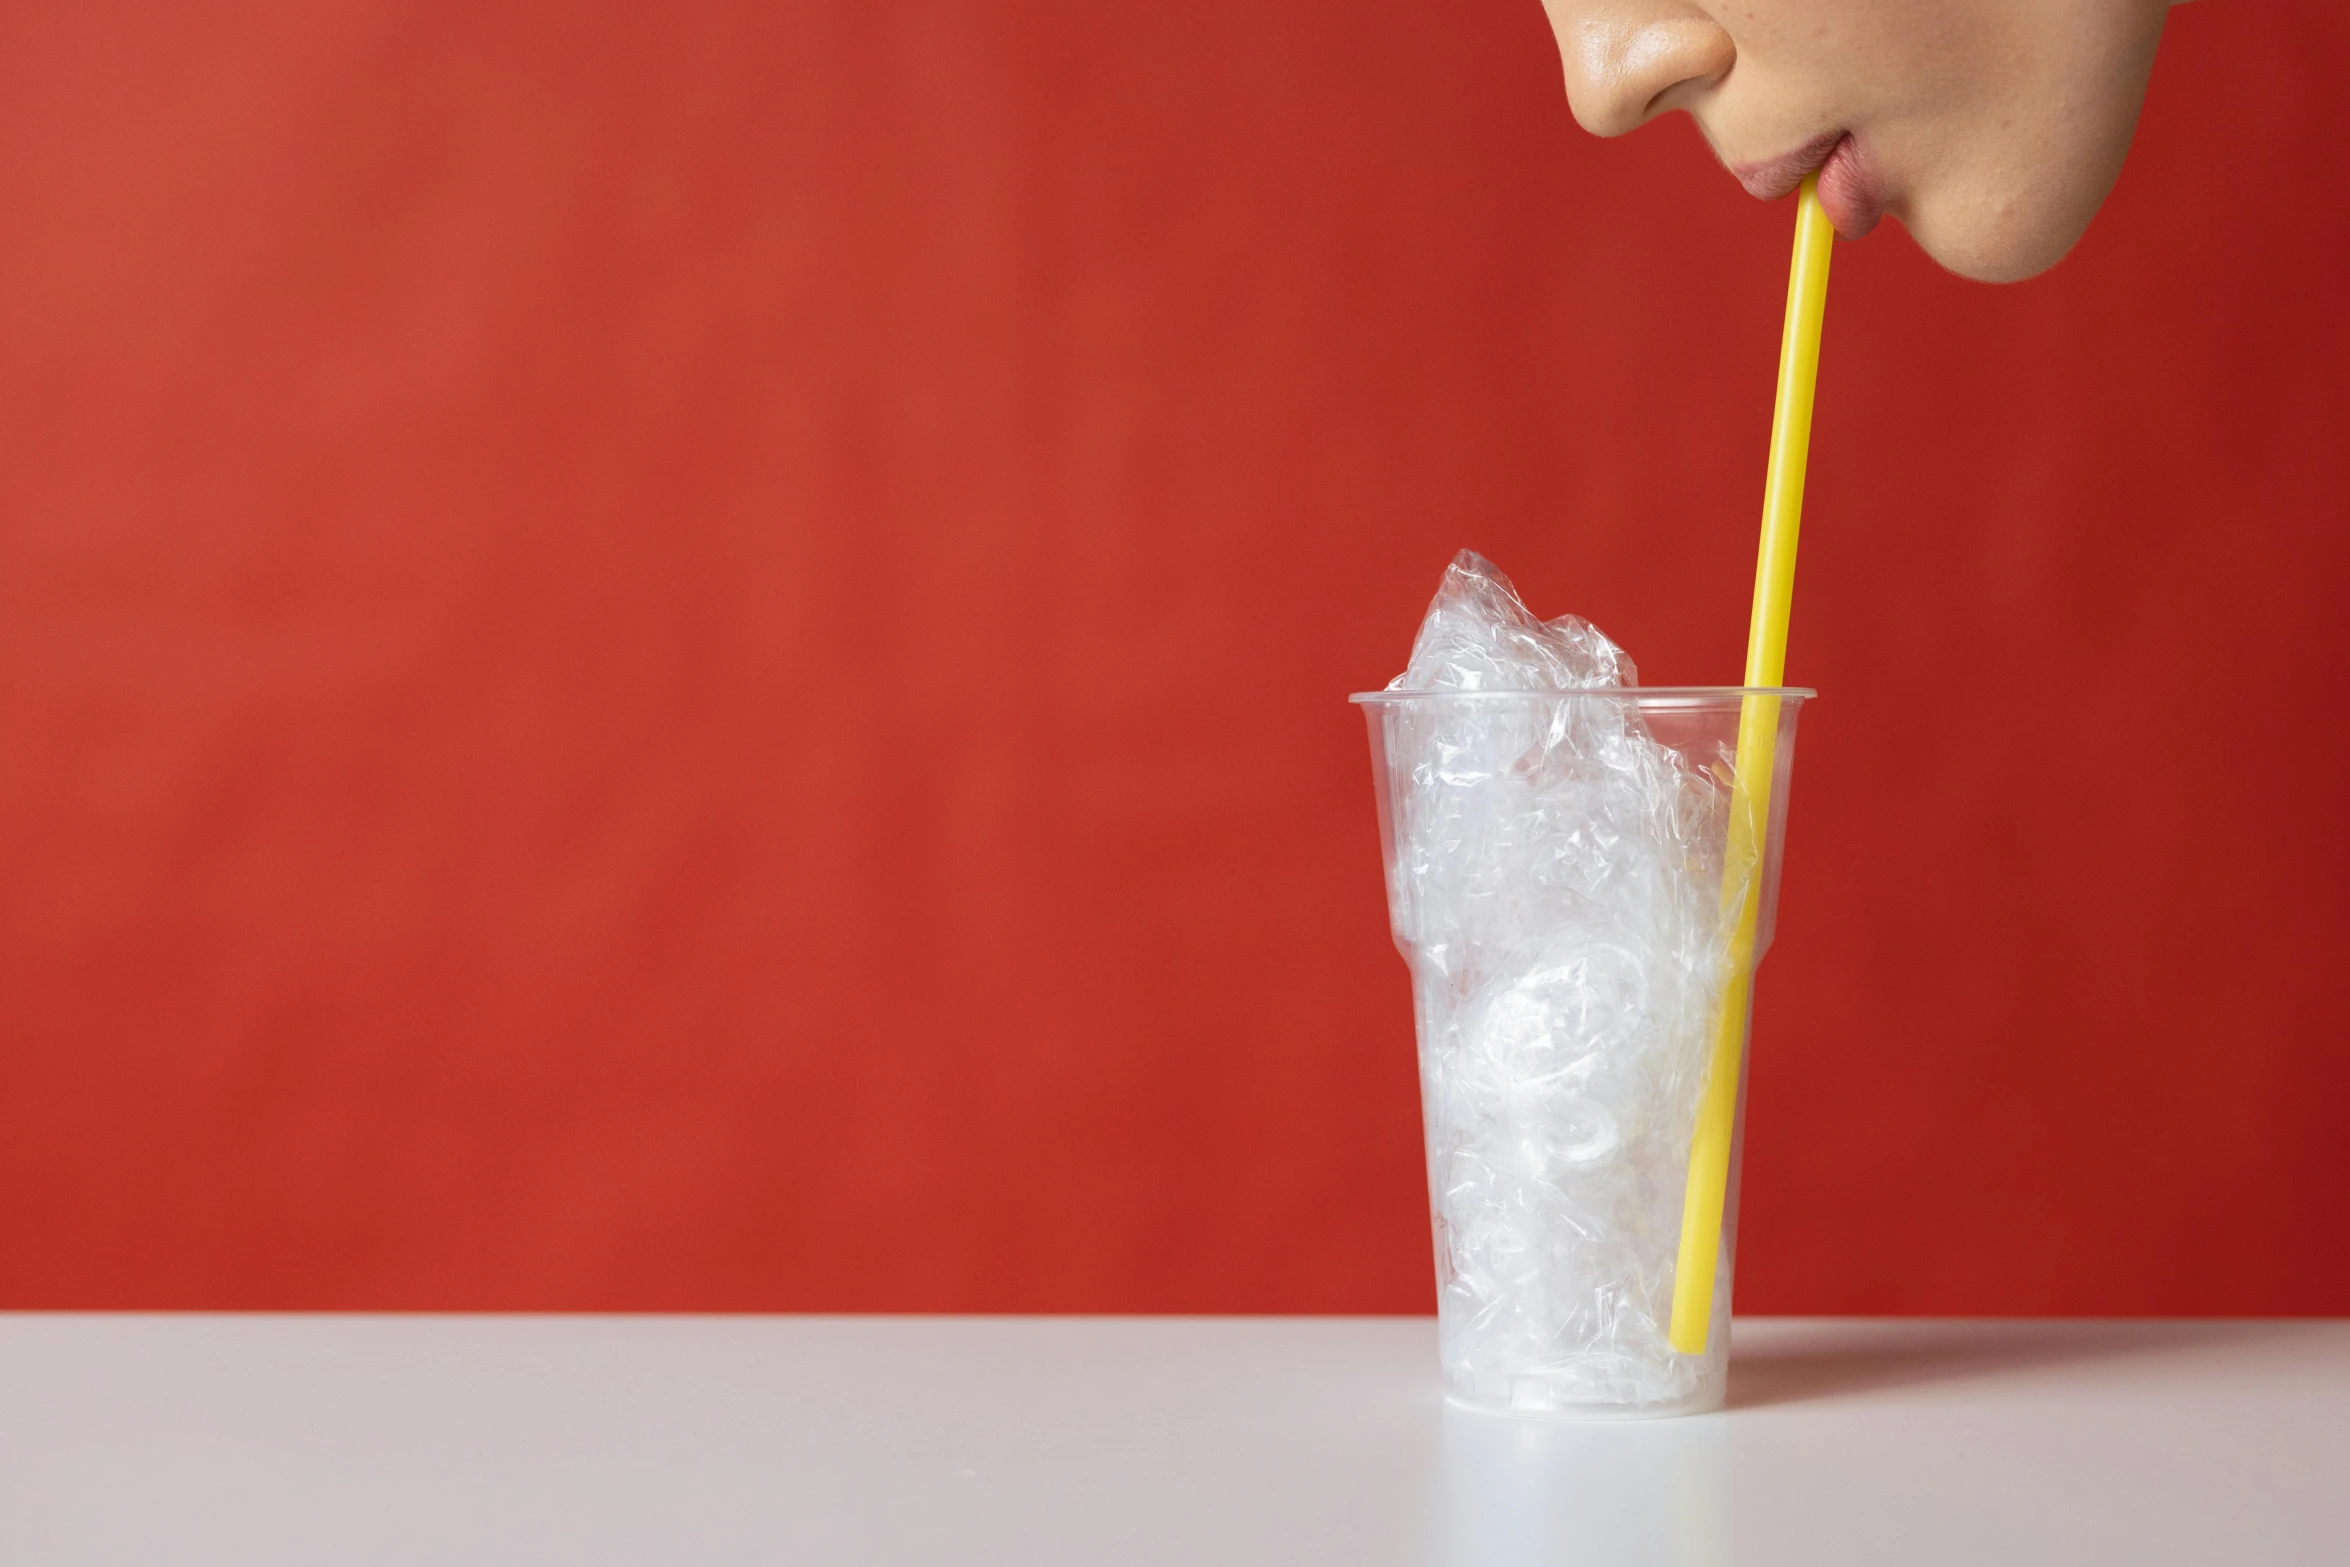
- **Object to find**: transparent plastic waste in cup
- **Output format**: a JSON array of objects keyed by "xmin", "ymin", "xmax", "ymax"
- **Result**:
[{"xmin": 1354, "ymin": 685, "xmax": 1808, "ymax": 1417}]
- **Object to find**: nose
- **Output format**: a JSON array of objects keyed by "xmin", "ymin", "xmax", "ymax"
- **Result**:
[{"xmin": 1542, "ymin": 2, "xmax": 1736, "ymax": 138}]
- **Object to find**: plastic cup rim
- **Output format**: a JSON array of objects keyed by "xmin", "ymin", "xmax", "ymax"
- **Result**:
[{"xmin": 1349, "ymin": 685, "xmax": 1815, "ymax": 705}]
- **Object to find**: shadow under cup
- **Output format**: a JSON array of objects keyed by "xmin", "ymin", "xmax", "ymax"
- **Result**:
[{"xmin": 1353, "ymin": 688, "xmax": 1809, "ymax": 1418}]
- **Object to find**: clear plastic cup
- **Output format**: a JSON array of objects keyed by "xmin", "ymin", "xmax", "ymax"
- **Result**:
[{"xmin": 1353, "ymin": 687, "xmax": 1809, "ymax": 1418}]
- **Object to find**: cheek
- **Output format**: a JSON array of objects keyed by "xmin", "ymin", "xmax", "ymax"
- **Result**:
[{"xmin": 1878, "ymin": 15, "xmax": 2163, "ymax": 282}]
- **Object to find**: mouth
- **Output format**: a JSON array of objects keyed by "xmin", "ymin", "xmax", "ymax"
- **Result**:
[{"xmin": 1728, "ymin": 132, "xmax": 1883, "ymax": 240}]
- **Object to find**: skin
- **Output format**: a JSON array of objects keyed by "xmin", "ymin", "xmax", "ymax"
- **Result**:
[{"xmin": 1537, "ymin": 0, "xmax": 2182, "ymax": 281}]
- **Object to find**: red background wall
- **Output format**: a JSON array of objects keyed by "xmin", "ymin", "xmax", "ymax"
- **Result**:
[{"xmin": 2, "ymin": 2, "xmax": 2343, "ymax": 1314}]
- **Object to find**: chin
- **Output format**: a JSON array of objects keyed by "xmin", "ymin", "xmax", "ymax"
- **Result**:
[{"xmin": 1900, "ymin": 191, "xmax": 2105, "ymax": 285}]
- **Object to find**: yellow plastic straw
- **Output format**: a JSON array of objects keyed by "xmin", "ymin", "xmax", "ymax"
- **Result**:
[{"xmin": 1667, "ymin": 175, "xmax": 1834, "ymax": 1356}]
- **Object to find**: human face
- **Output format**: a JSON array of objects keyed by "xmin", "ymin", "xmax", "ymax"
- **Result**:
[{"xmin": 1538, "ymin": 0, "xmax": 2175, "ymax": 281}]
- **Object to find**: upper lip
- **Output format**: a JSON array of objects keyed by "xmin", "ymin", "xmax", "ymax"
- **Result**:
[{"xmin": 1728, "ymin": 132, "xmax": 1848, "ymax": 202}]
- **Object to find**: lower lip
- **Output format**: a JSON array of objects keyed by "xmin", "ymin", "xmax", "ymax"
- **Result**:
[{"xmin": 1815, "ymin": 135, "xmax": 1884, "ymax": 239}]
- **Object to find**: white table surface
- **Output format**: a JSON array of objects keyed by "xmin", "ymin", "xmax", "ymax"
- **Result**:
[{"xmin": 2, "ymin": 1315, "xmax": 2342, "ymax": 1565}]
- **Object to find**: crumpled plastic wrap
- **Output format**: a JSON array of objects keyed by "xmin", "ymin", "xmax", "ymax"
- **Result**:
[{"xmin": 1378, "ymin": 551, "xmax": 1742, "ymax": 1413}]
